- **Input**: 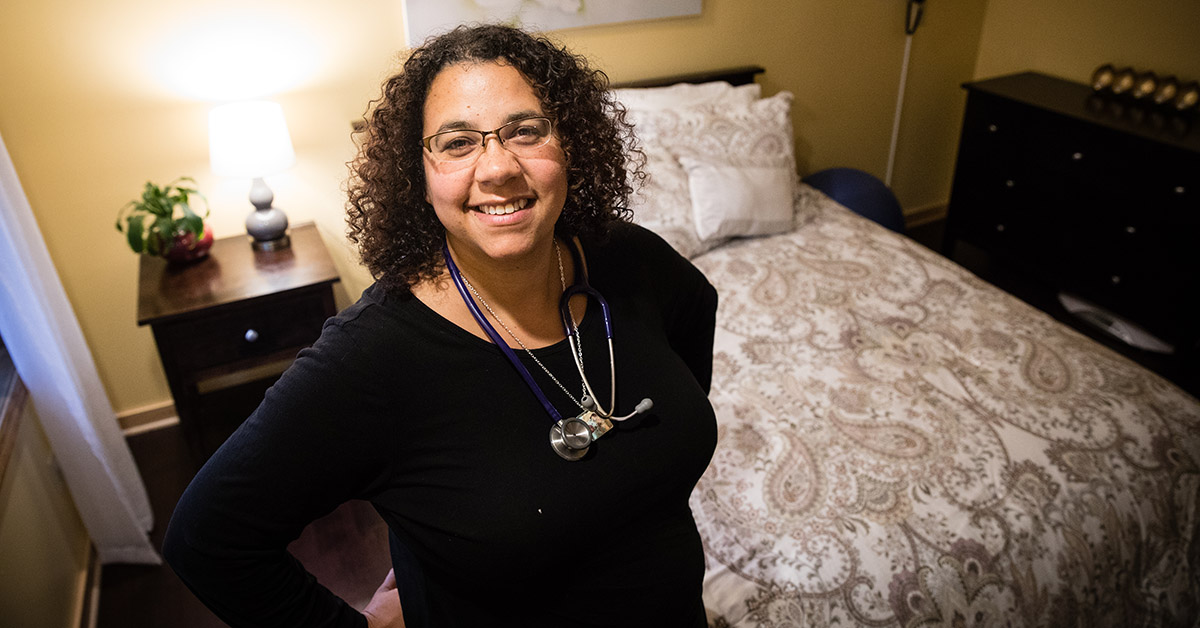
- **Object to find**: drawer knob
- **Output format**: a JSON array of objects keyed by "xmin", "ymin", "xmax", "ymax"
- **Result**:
[
  {"xmin": 1071, "ymin": 151, "xmax": 1084, "ymax": 161},
  {"xmin": 1110, "ymin": 275, "xmax": 1121, "ymax": 285},
  {"xmin": 987, "ymin": 123, "xmax": 998, "ymax": 132},
  {"xmin": 1005, "ymin": 179, "xmax": 1015, "ymax": 188},
  {"xmin": 244, "ymin": 329, "xmax": 260, "ymax": 343},
  {"xmin": 1125, "ymin": 225, "xmax": 1137, "ymax": 235},
  {"xmin": 1176, "ymin": 185, "xmax": 1186, "ymax": 195},
  {"xmin": 995, "ymin": 223, "xmax": 1006, "ymax": 232}
]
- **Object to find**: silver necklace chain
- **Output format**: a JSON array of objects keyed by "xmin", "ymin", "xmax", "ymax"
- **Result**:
[{"xmin": 459, "ymin": 241, "xmax": 587, "ymax": 410}]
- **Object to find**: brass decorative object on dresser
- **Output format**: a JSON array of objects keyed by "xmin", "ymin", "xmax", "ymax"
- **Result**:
[
  {"xmin": 137, "ymin": 223, "xmax": 340, "ymax": 462},
  {"xmin": 943, "ymin": 71, "xmax": 1200, "ymax": 365}
]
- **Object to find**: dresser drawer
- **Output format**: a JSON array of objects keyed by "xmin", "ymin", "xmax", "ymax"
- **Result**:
[
  {"xmin": 154, "ymin": 288, "xmax": 330, "ymax": 373},
  {"xmin": 1139, "ymin": 146, "xmax": 1200, "ymax": 224},
  {"xmin": 952, "ymin": 194, "xmax": 1037, "ymax": 251},
  {"xmin": 1064, "ymin": 260, "xmax": 1196, "ymax": 345},
  {"xmin": 946, "ymin": 71, "xmax": 1200, "ymax": 352},
  {"xmin": 948, "ymin": 167, "xmax": 1066, "ymax": 268},
  {"xmin": 955, "ymin": 92, "xmax": 1030, "ymax": 166}
]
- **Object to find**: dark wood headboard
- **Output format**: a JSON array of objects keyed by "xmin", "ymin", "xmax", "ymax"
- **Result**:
[{"xmin": 610, "ymin": 65, "xmax": 765, "ymax": 89}]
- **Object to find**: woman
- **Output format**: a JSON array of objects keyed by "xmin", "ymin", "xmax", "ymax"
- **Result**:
[{"xmin": 164, "ymin": 24, "xmax": 718, "ymax": 628}]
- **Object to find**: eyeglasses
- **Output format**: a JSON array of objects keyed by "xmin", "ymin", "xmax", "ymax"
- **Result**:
[{"xmin": 422, "ymin": 117, "xmax": 554, "ymax": 162}]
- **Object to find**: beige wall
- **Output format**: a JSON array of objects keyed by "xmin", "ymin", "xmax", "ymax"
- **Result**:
[
  {"xmin": 0, "ymin": 0, "xmax": 987, "ymax": 416},
  {"xmin": 974, "ymin": 0, "xmax": 1200, "ymax": 84},
  {"xmin": 560, "ymin": 1, "xmax": 988, "ymax": 214},
  {"xmin": 14, "ymin": 0, "xmax": 1197, "ymax": 418},
  {"xmin": 0, "ymin": 0, "xmax": 408, "ymax": 415},
  {"xmin": 0, "ymin": 399, "xmax": 91, "ymax": 628}
]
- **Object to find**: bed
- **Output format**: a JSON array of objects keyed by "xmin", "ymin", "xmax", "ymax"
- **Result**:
[{"xmin": 611, "ymin": 68, "xmax": 1200, "ymax": 627}]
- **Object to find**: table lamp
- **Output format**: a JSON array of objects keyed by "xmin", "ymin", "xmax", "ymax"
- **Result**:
[{"xmin": 209, "ymin": 101, "xmax": 296, "ymax": 251}]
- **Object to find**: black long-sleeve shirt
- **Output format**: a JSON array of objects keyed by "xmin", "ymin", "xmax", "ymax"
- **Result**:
[{"xmin": 163, "ymin": 223, "xmax": 719, "ymax": 627}]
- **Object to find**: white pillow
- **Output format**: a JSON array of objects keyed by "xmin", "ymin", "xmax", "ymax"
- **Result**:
[
  {"xmin": 678, "ymin": 157, "xmax": 796, "ymax": 241},
  {"xmin": 611, "ymin": 81, "xmax": 761, "ymax": 112},
  {"xmin": 627, "ymin": 142, "xmax": 704, "ymax": 257},
  {"xmin": 627, "ymin": 91, "xmax": 798, "ymax": 257}
]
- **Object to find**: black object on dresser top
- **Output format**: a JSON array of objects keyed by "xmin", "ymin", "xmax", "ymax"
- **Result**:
[{"xmin": 943, "ymin": 71, "xmax": 1200, "ymax": 374}]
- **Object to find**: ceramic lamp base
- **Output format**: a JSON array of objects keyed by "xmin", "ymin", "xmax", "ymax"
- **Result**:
[
  {"xmin": 251, "ymin": 234, "xmax": 291, "ymax": 252},
  {"xmin": 246, "ymin": 205, "xmax": 290, "ymax": 250}
]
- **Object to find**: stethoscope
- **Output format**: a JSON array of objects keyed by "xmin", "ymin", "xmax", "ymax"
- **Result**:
[{"xmin": 442, "ymin": 239, "xmax": 653, "ymax": 460}]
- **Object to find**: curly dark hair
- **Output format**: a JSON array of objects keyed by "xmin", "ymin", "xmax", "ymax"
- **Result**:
[{"xmin": 346, "ymin": 24, "xmax": 642, "ymax": 291}]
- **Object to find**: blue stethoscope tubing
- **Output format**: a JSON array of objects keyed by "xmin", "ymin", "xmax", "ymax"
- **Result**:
[
  {"xmin": 559, "ymin": 256, "xmax": 620, "ymax": 419},
  {"xmin": 441, "ymin": 239, "xmax": 620, "ymax": 424}
]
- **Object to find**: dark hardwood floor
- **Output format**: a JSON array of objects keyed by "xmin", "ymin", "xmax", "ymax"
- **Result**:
[{"xmin": 97, "ymin": 411, "xmax": 391, "ymax": 628}]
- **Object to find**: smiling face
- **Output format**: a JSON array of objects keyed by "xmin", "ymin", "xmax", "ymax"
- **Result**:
[{"xmin": 422, "ymin": 61, "xmax": 569, "ymax": 270}]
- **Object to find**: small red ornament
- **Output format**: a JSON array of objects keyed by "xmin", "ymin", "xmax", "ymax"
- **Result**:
[{"xmin": 164, "ymin": 225, "xmax": 214, "ymax": 264}]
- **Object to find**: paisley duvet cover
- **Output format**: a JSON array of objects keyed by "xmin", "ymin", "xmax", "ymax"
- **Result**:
[{"xmin": 689, "ymin": 185, "xmax": 1200, "ymax": 627}]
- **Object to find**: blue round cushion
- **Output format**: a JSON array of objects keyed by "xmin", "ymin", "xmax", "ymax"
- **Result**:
[{"xmin": 803, "ymin": 167, "xmax": 905, "ymax": 233}]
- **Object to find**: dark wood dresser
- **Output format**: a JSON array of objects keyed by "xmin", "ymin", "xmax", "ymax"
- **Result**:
[
  {"xmin": 138, "ymin": 223, "xmax": 340, "ymax": 461},
  {"xmin": 943, "ymin": 71, "xmax": 1200, "ymax": 376}
]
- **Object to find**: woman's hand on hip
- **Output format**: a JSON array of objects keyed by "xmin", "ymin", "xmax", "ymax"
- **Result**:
[{"xmin": 362, "ymin": 568, "xmax": 405, "ymax": 628}]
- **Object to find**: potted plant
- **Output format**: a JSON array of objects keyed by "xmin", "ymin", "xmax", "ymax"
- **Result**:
[{"xmin": 116, "ymin": 177, "xmax": 213, "ymax": 263}]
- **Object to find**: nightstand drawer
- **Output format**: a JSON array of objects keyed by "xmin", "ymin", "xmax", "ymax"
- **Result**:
[{"xmin": 156, "ymin": 289, "xmax": 330, "ymax": 372}]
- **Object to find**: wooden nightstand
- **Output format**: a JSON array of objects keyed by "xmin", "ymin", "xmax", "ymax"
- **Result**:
[{"xmin": 137, "ymin": 223, "xmax": 340, "ymax": 462}]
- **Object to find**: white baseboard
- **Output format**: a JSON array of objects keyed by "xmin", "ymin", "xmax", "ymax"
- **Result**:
[
  {"xmin": 903, "ymin": 203, "xmax": 947, "ymax": 228},
  {"xmin": 117, "ymin": 401, "xmax": 178, "ymax": 436},
  {"xmin": 78, "ymin": 546, "xmax": 100, "ymax": 628}
]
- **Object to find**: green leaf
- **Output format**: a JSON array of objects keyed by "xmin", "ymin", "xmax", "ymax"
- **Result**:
[
  {"xmin": 153, "ymin": 195, "xmax": 173, "ymax": 217},
  {"xmin": 177, "ymin": 199, "xmax": 206, "ymax": 237},
  {"xmin": 181, "ymin": 213, "xmax": 203, "ymax": 238},
  {"xmin": 149, "ymin": 215, "xmax": 174, "ymax": 256},
  {"xmin": 119, "ymin": 177, "xmax": 208, "ymax": 255},
  {"xmin": 194, "ymin": 192, "xmax": 210, "ymax": 219},
  {"xmin": 126, "ymin": 214, "xmax": 145, "ymax": 253},
  {"xmin": 116, "ymin": 200, "xmax": 134, "ymax": 232},
  {"xmin": 141, "ymin": 182, "xmax": 162, "ymax": 209}
]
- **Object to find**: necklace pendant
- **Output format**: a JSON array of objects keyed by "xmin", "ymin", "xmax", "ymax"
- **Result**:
[
  {"xmin": 579, "ymin": 411, "xmax": 614, "ymax": 440},
  {"xmin": 549, "ymin": 410, "xmax": 612, "ymax": 461}
]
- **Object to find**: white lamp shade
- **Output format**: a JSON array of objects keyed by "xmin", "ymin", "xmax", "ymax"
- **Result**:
[{"xmin": 208, "ymin": 101, "xmax": 296, "ymax": 177}]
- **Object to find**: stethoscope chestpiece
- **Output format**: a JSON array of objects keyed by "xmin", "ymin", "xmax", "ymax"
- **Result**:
[{"xmin": 549, "ymin": 417, "xmax": 591, "ymax": 461}]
